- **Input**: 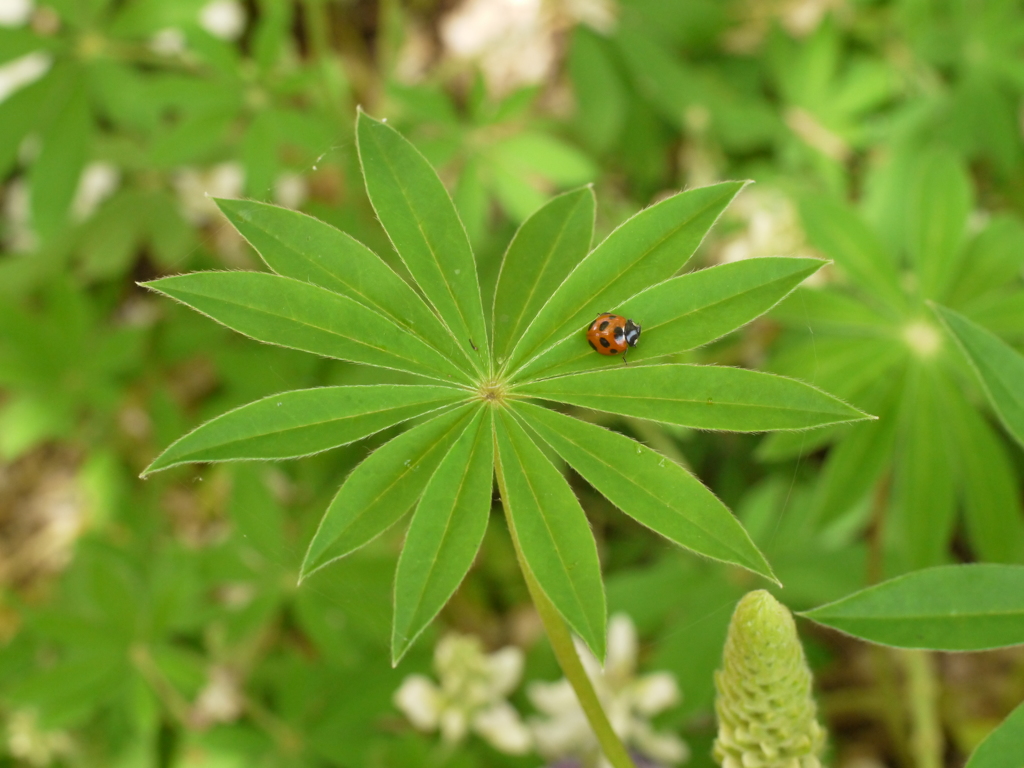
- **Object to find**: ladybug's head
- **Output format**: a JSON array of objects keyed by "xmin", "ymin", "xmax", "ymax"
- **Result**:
[{"xmin": 623, "ymin": 319, "xmax": 641, "ymax": 347}]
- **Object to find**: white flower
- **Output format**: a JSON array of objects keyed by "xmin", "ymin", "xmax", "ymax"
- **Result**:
[
  {"xmin": 441, "ymin": 0, "xmax": 553, "ymax": 95},
  {"xmin": 723, "ymin": 0, "xmax": 844, "ymax": 53},
  {"xmin": 2, "ymin": 177, "xmax": 35, "ymax": 252},
  {"xmin": 528, "ymin": 614, "xmax": 688, "ymax": 768},
  {"xmin": 439, "ymin": 0, "xmax": 616, "ymax": 96},
  {"xmin": 198, "ymin": 0, "xmax": 245, "ymax": 41},
  {"xmin": 715, "ymin": 188, "xmax": 823, "ymax": 285},
  {"xmin": 393, "ymin": 632, "xmax": 533, "ymax": 755},
  {"xmin": 173, "ymin": 162, "xmax": 245, "ymax": 225},
  {"xmin": 6, "ymin": 710, "xmax": 73, "ymax": 766},
  {"xmin": 0, "ymin": 51, "xmax": 51, "ymax": 104},
  {"xmin": 0, "ymin": 0, "xmax": 33, "ymax": 27},
  {"xmin": 150, "ymin": 27, "xmax": 187, "ymax": 56},
  {"xmin": 189, "ymin": 666, "xmax": 244, "ymax": 728},
  {"xmin": 273, "ymin": 172, "xmax": 307, "ymax": 210},
  {"xmin": 71, "ymin": 162, "xmax": 119, "ymax": 222},
  {"xmin": 564, "ymin": 0, "xmax": 617, "ymax": 34}
]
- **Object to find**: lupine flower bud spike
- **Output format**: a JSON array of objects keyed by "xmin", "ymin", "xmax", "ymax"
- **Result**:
[{"xmin": 713, "ymin": 590, "xmax": 826, "ymax": 768}]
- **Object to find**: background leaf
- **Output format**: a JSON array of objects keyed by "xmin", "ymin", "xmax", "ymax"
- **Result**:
[
  {"xmin": 944, "ymin": 385, "xmax": 1024, "ymax": 563},
  {"xmin": 964, "ymin": 699, "xmax": 1024, "ymax": 768},
  {"xmin": 801, "ymin": 564, "xmax": 1024, "ymax": 650},
  {"xmin": 933, "ymin": 304, "xmax": 1024, "ymax": 448},
  {"xmin": 891, "ymin": 364, "xmax": 957, "ymax": 570},
  {"xmin": 909, "ymin": 149, "xmax": 972, "ymax": 301},
  {"xmin": 799, "ymin": 193, "xmax": 905, "ymax": 313}
]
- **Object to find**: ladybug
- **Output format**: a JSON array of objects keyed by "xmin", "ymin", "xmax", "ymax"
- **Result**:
[{"xmin": 586, "ymin": 313, "xmax": 641, "ymax": 360}]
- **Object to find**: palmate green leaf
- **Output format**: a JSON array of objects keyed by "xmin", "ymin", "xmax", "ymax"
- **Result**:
[
  {"xmin": 812, "ymin": 374, "xmax": 902, "ymax": 524},
  {"xmin": 800, "ymin": 564, "xmax": 1024, "ymax": 650},
  {"xmin": 947, "ymin": 215, "xmax": 1024, "ymax": 307},
  {"xmin": 892, "ymin": 364, "xmax": 956, "ymax": 570},
  {"xmin": 909, "ymin": 149, "xmax": 972, "ymax": 301},
  {"xmin": 300, "ymin": 404, "xmax": 480, "ymax": 580},
  {"xmin": 31, "ymin": 71, "xmax": 91, "ymax": 241},
  {"xmin": 392, "ymin": 408, "xmax": 494, "ymax": 664},
  {"xmin": 932, "ymin": 304, "xmax": 1024, "ymax": 448},
  {"xmin": 965, "ymin": 699, "xmax": 1024, "ymax": 768},
  {"xmin": 215, "ymin": 198, "xmax": 470, "ymax": 370},
  {"xmin": 503, "ymin": 181, "xmax": 746, "ymax": 376},
  {"xmin": 963, "ymin": 290, "xmax": 1024, "ymax": 342},
  {"xmin": 491, "ymin": 187, "xmax": 595, "ymax": 363},
  {"xmin": 516, "ymin": 364, "xmax": 870, "ymax": 432},
  {"xmin": 142, "ymin": 272, "xmax": 471, "ymax": 385},
  {"xmin": 770, "ymin": 286, "xmax": 894, "ymax": 331},
  {"xmin": 944, "ymin": 384, "xmax": 1024, "ymax": 564},
  {"xmin": 757, "ymin": 337, "xmax": 906, "ymax": 460},
  {"xmin": 799, "ymin": 194, "xmax": 905, "ymax": 314},
  {"xmin": 514, "ymin": 401, "xmax": 776, "ymax": 582},
  {"xmin": 142, "ymin": 385, "xmax": 468, "ymax": 476},
  {"xmin": 356, "ymin": 110, "xmax": 489, "ymax": 373},
  {"xmin": 515, "ymin": 257, "xmax": 825, "ymax": 381},
  {"xmin": 494, "ymin": 408, "xmax": 606, "ymax": 659}
]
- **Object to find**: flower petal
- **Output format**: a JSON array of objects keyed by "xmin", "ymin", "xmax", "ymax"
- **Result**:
[
  {"xmin": 394, "ymin": 675, "xmax": 442, "ymax": 731},
  {"xmin": 630, "ymin": 672, "xmax": 680, "ymax": 716},
  {"xmin": 473, "ymin": 702, "xmax": 533, "ymax": 755},
  {"xmin": 487, "ymin": 646, "xmax": 525, "ymax": 697}
]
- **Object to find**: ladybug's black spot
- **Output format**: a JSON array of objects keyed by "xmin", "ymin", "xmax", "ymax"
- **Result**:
[
  {"xmin": 588, "ymin": 339, "xmax": 598, "ymax": 352},
  {"xmin": 599, "ymin": 337, "xmax": 611, "ymax": 348},
  {"xmin": 613, "ymin": 326, "xmax": 624, "ymax": 340},
  {"xmin": 599, "ymin": 321, "xmax": 610, "ymax": 331}
]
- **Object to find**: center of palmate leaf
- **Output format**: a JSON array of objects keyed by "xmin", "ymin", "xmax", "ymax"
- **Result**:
[
  {"xmin": 476, "ymin": 379, "xmax": 507, "ymax": 404},
  {"xmin": 902, "ymin": 320, "xmax": 942, "ymax": 359}
]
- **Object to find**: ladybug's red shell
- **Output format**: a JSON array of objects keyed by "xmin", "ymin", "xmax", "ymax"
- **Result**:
[{"xmin": 586, "ymin": 313, "xmax": 641, "ymax": 356}]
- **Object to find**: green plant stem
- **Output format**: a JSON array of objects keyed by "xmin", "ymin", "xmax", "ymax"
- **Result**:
[
  {"xmin": 902, "ymin": 650, "xmax": 943, "ymax": 768},
  {"xmin": 872, "ymin": 646, "xmax": 913, "ymax": 767},
  {"xmin": 493, "ymin": 438, "xmax": 636, "ymax": 768}
]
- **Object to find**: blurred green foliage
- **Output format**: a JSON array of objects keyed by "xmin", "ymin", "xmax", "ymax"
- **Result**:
[{"xmin": 2, "ymin": 0, "xmax": 1024, "ymax": 766}]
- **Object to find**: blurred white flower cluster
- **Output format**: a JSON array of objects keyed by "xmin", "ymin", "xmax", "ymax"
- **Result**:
[
  {"xmin": 394, "ymin": 632, "xmax": 533, "ymax": 754},
  {"xmin": 724, "ymin": 0, "xmax": 846, "ymax": 53},
  {"xmin": 189, "ymin": 665, "xmax": 245, "ymax": 729},
  {"xmin": 439, "ymin": 0, "xmax": 617, "ymax": 95},
  {"xmin": 0, "ymin": 50, "xmax": 51, "ymax": 104},
  {"xmin": 173, "ymin": 162, "xmax": 246, "ymax": 226},
  {"xmin": 199, "ymin": 0, "xmax": 246, "ymax": 41},
  {"xmin": 1, "ymin": 162, "xmax": 118, "ymax": 252},
  {"xmin": 394, "ymin": 616, "xmax": 686, "ymax": 767},
  {"xmin": 715, "ymin": 188, "xmax": 821, "ymax": 277},
  {"xmin": 5, "ymin": 710, "xmax": 73, "ymax": 766},
  {"xmin": 149, "ymin": 0, "xmax": 247, "ymax": 58},
  {"xmin": 71, "ymin": 162, "xmax": 120, "ymax": 221},
  {"xmin": 0, "ymin": 0, "xmax": 33, "ymax": 27},
  {"xmin": 530, "ymin": 614, "xmax": 688, "ymax": 768}
]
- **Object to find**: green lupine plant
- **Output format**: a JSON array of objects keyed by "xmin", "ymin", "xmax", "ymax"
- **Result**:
[
  {"xmin": 140, "ymin": 110, "xmax": 868, "ymax": 766},
  {"xmin": 763, "ymin": 148, "xmax": 1024, "ymax": 570},
  {"xmin": 714, "ymin": 590, "xmax": 826, "ymax": 768}
]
